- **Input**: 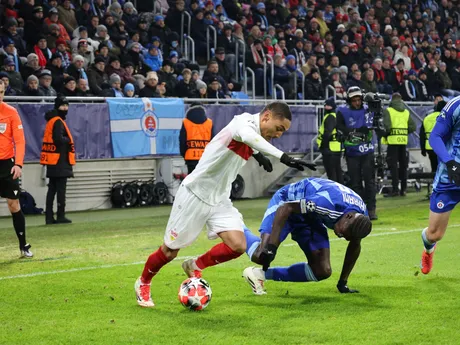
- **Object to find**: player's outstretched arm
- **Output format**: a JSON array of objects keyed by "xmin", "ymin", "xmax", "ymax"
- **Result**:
[
  {"xmin": 337, "ymin": 239, "xmax": 361, "ymax": 293},
  {"xmin": 252, "ymin": 152, "xmax": 273, "ymax": 172}
]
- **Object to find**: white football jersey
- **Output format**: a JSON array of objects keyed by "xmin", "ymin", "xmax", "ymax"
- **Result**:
[{"xmin": 183, "ymin": 112, "xmax": 284, "ymax": 206}]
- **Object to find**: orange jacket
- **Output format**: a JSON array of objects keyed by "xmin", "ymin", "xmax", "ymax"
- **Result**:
[
  {"xmin": 183, "ymin": 118, "xmax": 213, "ymax": 161},
  {"xmin": 0, "ymin": 102, "xmax": 25, "ymax": 166},
  {"xmin": 40, "ymin": 117, "xmax": 75, "ymax": 166}
]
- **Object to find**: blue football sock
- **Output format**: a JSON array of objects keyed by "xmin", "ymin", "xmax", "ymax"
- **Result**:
[
  {"xmin": 244, "ymin": 226, "xmax": 261, "ymax": 259},
  {"xmin": 422, "ymin": 227, "xmax": 436, "ymax": 253},
  {"xmin": 265, "ymin": 262, "xmax": 318, "ymax": 282}
]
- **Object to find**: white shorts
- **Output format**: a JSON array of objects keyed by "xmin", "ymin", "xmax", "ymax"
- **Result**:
[{"xmin": 164, "ymin": 184, "xmax": 244, "ymax": 249}]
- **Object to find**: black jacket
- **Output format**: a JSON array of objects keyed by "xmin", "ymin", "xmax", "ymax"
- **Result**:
[
  {"xmin": 179, "ymin": 106, "xmax": 215, "ymax": 158},
  {"xmin": 44, "ymin": 109, "xmax": 74, "ymax": 178}
]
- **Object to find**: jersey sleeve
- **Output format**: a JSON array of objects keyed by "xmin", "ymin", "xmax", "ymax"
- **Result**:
[
  {"xmin": 299, "ymin": 195, "xmax": 343, "ymax": 221},
  {"xmin": 429, "ymin": 103, "xmax": 457, "ymax": 164},
  {"xmin": 11, "ymin": 110, "xmax": 25, "ymax": 167},
  {"xmin": 233, "ymin": 118, "xmax": 284, "ymax": 159}
]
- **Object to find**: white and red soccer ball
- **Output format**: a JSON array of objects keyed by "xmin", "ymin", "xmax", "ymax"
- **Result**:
[{"xmin": 178, "ymin": 277, "xmax": 212, "ymax": 311}]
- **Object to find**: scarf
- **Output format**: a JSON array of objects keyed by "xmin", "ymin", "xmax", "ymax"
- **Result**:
[
  {"xmin": 34, "ymin": 46, "xmax": 50, "ymax": 68},
  {"xmin": 250, "ymin": 44, "xmax": 264, "ymax": 65}
]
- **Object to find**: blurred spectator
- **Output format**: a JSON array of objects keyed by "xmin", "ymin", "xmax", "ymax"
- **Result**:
[
  {"xmin": 23, "ymin": 75, "xmax": 44, "ymax": 96},
  {"xmin": 38, "ymin": 69, "xmax": 57, "ymax": 96},
  {"xmin": 2, "ymin": 18, "xmax": 28, "ymax": 57},
  {"xmin": 44, "ymin": 8, "xmax": 71, "ymax": 43},
  {"xmin": 47, "ymin": 53, "xmax": 65, "ymax": 92},
  {"xmin": 107, "ymin": 2, "xmax": 123, "ymax": 22},
  {"xmin": 52, "ymin": 39, "xmax": 72, "ymax": 69},
  {"xmin": 2, "ymin": 58, "xmax": 23, "ymax": 92},
  {"xmin": 0, "ymin": 72, "xmax": 19, "ymax": 96},
  {"xmin": 76, "ymin": 78, "xmax": 92, "ymax": 97},
  {"xmin": 71, "ymin": 26, "xmax": 97, "ymax": 55},
  {"xmin": 202, "ymin": 60, "xmax": 230, "ymax": 96},
  {"xmin": 175, "ymin": 68, "xmax": 198, "ymax": 98},
  {"xmin": 195, "ymin": 79, "xmax": 208, "ymax": 100},
  {"xmin": 21, "ymin": 53, "xmax": 42, "ymax": 81},
  {"xmin": 392, "ymin": 59, "xmax": 406, "ymax": 90},
  {"xmin": 0, "ymin": 37, "xmax": 19, "ymax": 69},
  {"xmin": 24, "ymin": 6, "xmax": 46, "ymax": 51},
  {"xmin": 214, "ymin": 47, "xmax": 241, "ymax": 92},
  {"xmin": 101, "ymin": 73, "xmax": 124, "ymax": 97},
  {"xmin": 273, "ymin": 54, "xmax": 291, "ymax": 96},
  {"xmin": 437, "ymin": 62, "xmax": 453, "ymax": 93},
  {"xmin": 139, "ymin": 72, "xmax": 159, "ymax": 98},
  {"xmin": 191, "ymin": 10, "xmax": 210, "ymax": 64},
  {"xmin": 57, "ymin": 0, "xmax": 78, "ymax": 35},
  {"xmin": 305, "ymin": 68, "xmax": 324, "ymax": 100},
  {"xmin": 87, "ymin": 15, "xmax": 99, "ymax": 38},
  {"xmin": 347, "ymin": 69, "xmax": 363, "ymax": 89},
  {"xmin": 149, "ymin": 15, "xmax": 170, "ymax": 46},
  {"xmin": 394, "ymin": 45, "xmax": 411, "ymax": 71},
  {"xmin": 301, "ymin": 54, "xmax": 317, "ymax": 76},
  {"xmin": 123, "ymin": 83, "xmax": 136, "ymax": 97},
  {"xmin": 451, "ymin": 64, "xmax": 460, "ymax": 92},
  {"xmin": 46, "ymin": 23, "xmax": 61, "ymax": 50},
  {"xmin": 67, "ymin": 55, "xmax": 88, "ymax": 81},
  {"xmin": 400, "ymin": 70, "xmax": 428, "ymax": 102},
  {"xmin": 122, "ymin": 2, "xmax": 139, "ymax": 34},
  {"xmin": 361, "ymin": 68, "xmax": 377, "ymax": 93},
  {"xmin": 76, "ymin": 40, "xmax": 94, "ymax": 68},
  {"xmin": 207, "ymin": 76, "xmax": 226, "ymax": 102},
  {"xmin": 105, "ymin": 55, "xmax": 135, "ymax": 85},
  {"xmin": 372, "ymin": 57, "xmax": 392, "ymax": 94},
  {"xmin": 290, "ymin": 38, "xmax": 306, "ymax": 69},
  {"xmin": 61, "ymin": 76, "xmax": 77, "ymax": 97},
  {"xmin": 218, "ymin": 24, "xmax": 237, "ymax": 55},
  {"xmin": 144, "ymin": 46, "xmax": 162, "ymax": 72},
  {"xmin": 76, "ymin": 0, "xmax": 93, "ymax": 27},
  {"xmin": 94, "ymin": 25, "xmax": 113, "ymax": 49},
  {"xmin": 157, "ymin": 60, "xmax": 177, "ymax": 97},
  {"xmin": 424, "ymin": 59, "xmax": 443, "ymax": 97},
  {"xmin": 87, "ymin": 56, "xmax": 108, "ymax": 96}
]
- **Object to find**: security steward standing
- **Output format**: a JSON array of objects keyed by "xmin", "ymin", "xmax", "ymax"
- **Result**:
[
  {"xmin": 40, "ymin": 96, "xmax": 75, "ymax": 224},
  {"xmin": 420, "ymin": 99, "xmax": 446, "ymax": 173},
  {"xmin": 382, "ymin": 93, "xmax": 416, "ymax": 197},
  {"xmin": 317, "ymin": 97, "xmax": 344, "ymax": 183},
  {"xmin": 336, "ymin": 86, "xmax": 378, "ymax": 220},
  {"xmin": 179, "ymin": 104, "xmax": 214, "ymax": 174},
  {"xmin": 0, "ymin": 80, "xmax": 33, "ymax": 257}
]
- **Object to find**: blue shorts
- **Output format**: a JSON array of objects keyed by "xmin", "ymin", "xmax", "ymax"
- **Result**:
[
  {"xmin": 259, "ymin": 199, "xmax": 330, "ymax": 254},
  {"xmin": 430, "ymin": 189, "xmax": 460, "ymax": 213}
]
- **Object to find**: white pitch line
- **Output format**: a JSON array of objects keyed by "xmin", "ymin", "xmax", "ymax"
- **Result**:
[{"xmin": 1, "ymin": 224, "xmax": 460, "ymax": 281}]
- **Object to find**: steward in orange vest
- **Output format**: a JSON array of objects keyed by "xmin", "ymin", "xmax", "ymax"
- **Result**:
[
  {"xmin": 179, "ymin": 105, "xmax": 214, "ymax": 174},
  {"xmin": 40, "ymin": 96, "xmax": 75, "ymax": 225}
]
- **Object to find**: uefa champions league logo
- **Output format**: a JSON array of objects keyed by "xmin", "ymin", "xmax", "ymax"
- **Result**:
[{"xmin": 141, "ymin": 109, "xmax": 159, "ymax": 137}]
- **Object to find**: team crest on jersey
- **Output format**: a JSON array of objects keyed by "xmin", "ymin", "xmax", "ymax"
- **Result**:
[
  {"xmin": 437, "ymin": 201, "xmax": 444, "ymax": 209},
  {"xmin": 141, "ymin": 110, "xmax": 159, "ymax": 137},
  {"xmin": 169, "ymin": 228, "xmax": 178, "ymax": 241},
  {"xmin": 0, "ymin": 123, "xmax": 6, "ymax": 134}
]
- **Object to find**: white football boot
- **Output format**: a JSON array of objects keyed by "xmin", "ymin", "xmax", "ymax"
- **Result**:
[
  {"xmin": 243, "ymin": 267, "xmax": 267, "ymax": 295},
  {"xmin": 20, "ymin": 244, "xmax": 33, "ymax": 258}
]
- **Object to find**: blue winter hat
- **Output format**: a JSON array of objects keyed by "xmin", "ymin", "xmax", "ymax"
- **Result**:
[
  {"xmin": 154, "ymin": 15, "xmax": 164, "ymax": 22},
  {"xmin": 170, "ymin": 51, "xmax": 179, "ymax": 58},
  {"xmin": 257, "ymin": 2, "xmax": 265, "ymax": 10},
  {"xmin": 408, "ymin": 69, "xmax": 417, "ymax": 76},
  {"xmin": 286, "ymin": 55, "xmax": 295, "ymax": 62},
  {"xmin": 124, "ymin": 83, "xmax": 135, "ymax": 92}
]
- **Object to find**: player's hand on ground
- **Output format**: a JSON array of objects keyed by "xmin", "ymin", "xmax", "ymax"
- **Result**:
[
  {"xmin": 337, "ymin": 280, "xmax": 359, "ymax": 293},
  {"xmin": 260, "ymin": 244, "xmax": 278, "ymax": 271},
  {"xmin": 11, "ymin": 165, "xmax": 22, "ymax": 180},
  {"xmin": 253, "ymin": 153, "xmax": 273, "ymax": 172},
  {"xmin": 280, "ymin": 153, "xmax": 316, "ymax": 171},
  {"xmin": 446, "ymin": 160, "xmax": 460, "ymax": 185}
]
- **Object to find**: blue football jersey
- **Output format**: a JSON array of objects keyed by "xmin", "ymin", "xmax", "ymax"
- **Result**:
[
  {"xmin": 432, "ymin": 96, "xmax": 460, "ymax": 192},
  {"xmin": 270, "ymin": 178, "xmax": 368, "ymax": 229}
]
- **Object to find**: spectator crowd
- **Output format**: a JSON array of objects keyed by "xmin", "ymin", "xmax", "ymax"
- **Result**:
[{"xmin": 0, "ymin": 0, "xmax": 459, "ymax": 101}]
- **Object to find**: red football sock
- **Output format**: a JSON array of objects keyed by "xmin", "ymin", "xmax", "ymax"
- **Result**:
[
  {"xmin": 141, "ymin": 247, "xmax": 172, "ymax": 284},
  {"xmin": 195, "ymin": 242, "xmax": 243, "ymax": 270}
]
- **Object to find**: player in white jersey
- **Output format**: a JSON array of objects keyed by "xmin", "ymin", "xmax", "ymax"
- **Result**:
[{"xmin": 135, "ymin": 102, "xmax": 316, "ymax": 307}]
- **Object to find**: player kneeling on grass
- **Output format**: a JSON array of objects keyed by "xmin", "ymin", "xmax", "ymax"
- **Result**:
[
  {"xmin": 243, "ymin": 178, "xmax": 372, "ymax": 295},
  {"xmin": 135, "ymin": 101, "xmax": 316, "ymax": 307}
]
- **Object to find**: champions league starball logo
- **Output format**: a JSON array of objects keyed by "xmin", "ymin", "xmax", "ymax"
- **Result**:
[{"xmin": 141, "ymin": 110, "xmax": 159, "ymax": 137}]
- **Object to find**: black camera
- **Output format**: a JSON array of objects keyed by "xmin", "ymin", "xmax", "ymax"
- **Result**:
[{"xmin": 363, "ymin": 92, "xmax": 390, "ymax": 131}]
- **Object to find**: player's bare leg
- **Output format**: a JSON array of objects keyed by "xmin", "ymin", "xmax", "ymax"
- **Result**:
[
  {"xmin": 7, "ymin": 199, "xmax": 32, "ymax": 258},
  {"xmin": 183, "ymin": 230, "xmax": 246, "ymax": 278},
  {"xmin": 421, "ymin": 211, "xmax": 451, "ymax": 274},
  {"xmin": 135, "ymin": 244, "xmax": 179, "ymax": 307}
]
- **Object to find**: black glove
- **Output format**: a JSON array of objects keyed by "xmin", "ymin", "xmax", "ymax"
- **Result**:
[
  {"xmin": 446, "ymin": 160, "xmax": 460, "ymax": 186},
  {"xmin": 280, "ymin": 153, "xmax": 316, "ymax": 171},
  {"xmin": 253, "ymin": 152, "xmax": 273, "ymax": 172},
  {"xmin": 337, "ymin": 280, "xmax": 359, "ymax": 293},
  {"xmin": 421, "ymin": 150, "xmax": 426, "ymax": 157},
  {"xmin": 260, "ymin": 244, "xmax": 278, "ymax": 271}
]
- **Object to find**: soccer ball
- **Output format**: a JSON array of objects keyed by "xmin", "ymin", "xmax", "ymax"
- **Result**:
[{"xmin": 178, "ymin": 277, "xmax": 212, "ymax": 311}]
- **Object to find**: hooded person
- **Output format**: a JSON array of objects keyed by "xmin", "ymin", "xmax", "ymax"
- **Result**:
[
  {"xmin": 40, "ymin": 95, "xmax": 75, "ymax": 224},
  {"xmin": 179, "ymin": 104, "xmax": 215, "ymax": 173}
]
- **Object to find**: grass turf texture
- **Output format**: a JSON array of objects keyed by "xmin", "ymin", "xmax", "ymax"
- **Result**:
[{"xmin": 1, "ymin": 193, "xmax": 459, "ymax": 345}]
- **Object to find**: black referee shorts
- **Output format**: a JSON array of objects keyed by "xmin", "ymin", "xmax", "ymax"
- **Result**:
[{"xmin": 0, "ymin": 158, "xmax": 20, "ymax": 200}]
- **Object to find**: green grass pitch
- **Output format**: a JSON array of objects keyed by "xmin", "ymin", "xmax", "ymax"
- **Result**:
[{"xmin": 1, "ymin": 193, "xmax": 460, "ymax": 345}]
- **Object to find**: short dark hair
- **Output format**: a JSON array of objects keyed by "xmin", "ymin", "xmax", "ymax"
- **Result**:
[
  {"xmin": 261, "ymin": 101, "xmax": 292, "ymax": 121},
  {"xmin": 349, "ymin": 214, "xmax": 372, "ymax": 239}
]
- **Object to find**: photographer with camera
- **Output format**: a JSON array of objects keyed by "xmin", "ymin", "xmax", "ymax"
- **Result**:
[
  {"xmin": 317, "ymin": 97, "xmax": 344, "ymax": 183},
  {"xmin": 336, "ymin": 87, "xmax": 378, "ymax": 220},
  {"xmin": 381, "ymin": 93, "xmax": 416, "ymax": 197}
]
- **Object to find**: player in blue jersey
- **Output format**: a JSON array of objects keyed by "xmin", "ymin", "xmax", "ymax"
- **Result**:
[
  {"xmin": 242, "ymin": 178, "xmax": 372, "ymax": 295},
  {"xmin": 420, "ymin": 96, "xmax": 460, "ymax": 274}
]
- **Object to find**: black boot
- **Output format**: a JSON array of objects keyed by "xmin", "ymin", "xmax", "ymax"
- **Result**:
[
  {"xmin": 45, "ymin": 209, "xmax": 56, "ymax": 225},
  {"xmin": 56, "ymin": 206, "xmax": 72, "ymax": 224},
  {"xmin": 368, "ymin": 209, "xmax": 378, "ymax": 221}
]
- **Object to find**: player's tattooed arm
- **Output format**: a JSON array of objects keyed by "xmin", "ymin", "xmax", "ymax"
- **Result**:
[{"xmin": 337, "ymin": 239, "xmax": 361, "ymax": 293}]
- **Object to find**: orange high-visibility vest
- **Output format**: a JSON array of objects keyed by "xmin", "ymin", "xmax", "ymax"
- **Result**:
[
  {"xmin": 40, "ymin": 117, "xmax": 76, "ymax": 165},
  {"xmin": 183, "ymin": 118, "xmax": 213, "ymax": 161}
]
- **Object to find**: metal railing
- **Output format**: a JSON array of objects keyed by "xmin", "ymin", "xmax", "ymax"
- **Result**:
[
  {"xmin": 234, "ymin": 39, "xmax": 246, "ymax": 83},
  {"xmin": 244, "ymin": 67, "xmax": 256, "ymax": 100},
  {"xmin": 274, "ymin": 84, "xmax": 285, "ymax": 100},
  {"xmin": 184, "ymin": 36, "xmax": 195, "ymax": 63},
  {"xmin": 301, "ymin": 72, "xmax": 306, "ymax": 102},
  {"xmin": 153, "ymin": 1, "xmax": 163, "ymax": 15},
  {"xmin": 206, "ymin": 26, "xmax": 217, "ymax": 61},
  {"xmin": 180, "ymin": 11, "xmax": 191, "ymax": 51},
  {"xmin": 325, "ymin": 85, "xmax": 336, "ymax": 100}
]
